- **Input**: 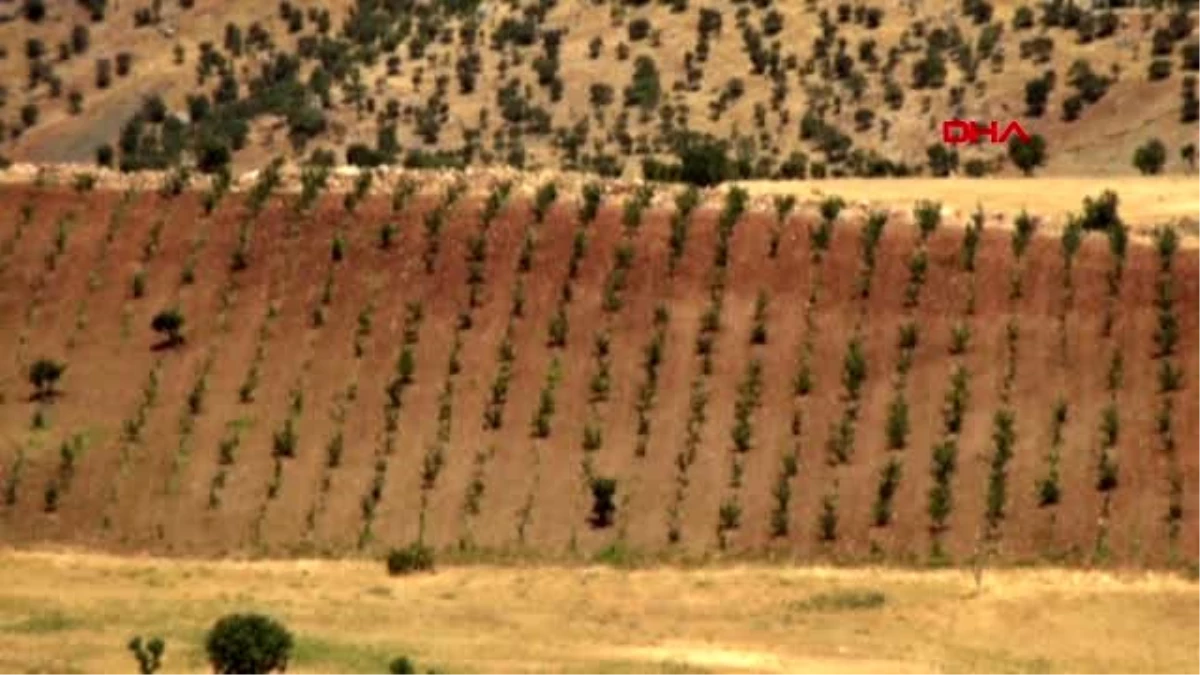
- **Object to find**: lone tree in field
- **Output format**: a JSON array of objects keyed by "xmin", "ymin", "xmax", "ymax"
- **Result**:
[
  {"xmin": 589, "ymin": 476, "xmax": 618, "ymax": 528},
  {"xmin": 1008, "ymin": 134, "xmax": 1047, "ymax": 175},
  {"xmin": 151, "ymin": 308, "xmax": 186, "ymax": 348},
  {"xmin": 28, "ymin": 358, "xmax": 66, "ymax": 399},
  {"xmin": 206, "ymin": 613, "xmax": 293, "ymax": 674},
  {"xmin": 1133, "ymin": 138, "xmax": 1167, "ymax": 175},
  {"xmin": 128, "ymin": 635, "xmax": 166, "ymax": 674}
]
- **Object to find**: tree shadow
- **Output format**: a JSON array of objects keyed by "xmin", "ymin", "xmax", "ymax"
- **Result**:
[
  {"xmin": 151, "ymin": 337, "xmax": 186, "ymax": 352},
  {"xmin": 27, "ymin": 390, "xmax": 61, "ymax": 404}
]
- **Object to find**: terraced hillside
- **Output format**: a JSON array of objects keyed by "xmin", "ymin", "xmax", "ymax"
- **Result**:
[
  {"xmin": 0, "ymin": 0, "xmax": 1197, "ymax": 177},
  {"xmin": 0, "ymin": 171, "xmax": 1195, "ymax": 566}
]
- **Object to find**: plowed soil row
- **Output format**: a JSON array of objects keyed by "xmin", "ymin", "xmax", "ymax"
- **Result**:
[{"xmin": 0, "ymin": 183, "xmax": 1195, "ymax": 565}]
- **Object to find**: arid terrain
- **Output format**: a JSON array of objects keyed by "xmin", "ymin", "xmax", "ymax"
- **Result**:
[
  {"xmin": 0, "ymin": 0, "xmax": 1197, "ymax": 178},
  {"xmin": 0, "ymin": 164, "xmax": 1195, "ymax": 671},
  {"xmin": 0, "ymin": 168, "xmax": 1196, "ymax": 563},
  {"xmin": 0, "ymin": 0, "xmax": 1197, "ymax": 671},
  {"xmin": 0, "ymin": 549, "xmax": 1196, "ymax": 673}
]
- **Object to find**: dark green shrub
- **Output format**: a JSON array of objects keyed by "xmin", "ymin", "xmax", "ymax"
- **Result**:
[
  {"xmin": 819, "ymin": 492, "xmax": 838, "ymax": 542},
  {"xmin": 873, "ymin": 457, "xmax": 902, "ymax": 526},
  {"xmin": 151, "ymin": 309, "xmax": 186, "ymax": 347},
  {"xmin": 1148, "ymin": 58, "xmax": 1172, "ymax": 81},
  {"xmin": 580, "ymin": 182, "xmax": 603, "ymax": 223},
  {"xmin": 23, "ymin": 0, "xmax": 46, "ymax": 22},
  {"xmin": 205, "ymin": 613, "xmax": 293, "ymax": 674},
  {"xmin": 386, "ymin": 542, "xmax": 435, "ymax": 575},
  {"xmin": 1133, "ymin": 138, "xmax": 1166, "ymax": 175},
  {"xmin": 841, "ymin": 337, "xmax": 866, "ymax": 400},
  {"xmin": 673, "ymin": 132, "xmax": 731, "ymax": 186},
  {"xmin": 589, "ymin": 476, "xmax": 617, "ymax": 528},
  {"xmin": 1080, "ymin": 190, "xmax": 1121, "ymax": 231},
  {"xmin": 272, "ymin": 418, "xmax": 297, "ymax": 458},
  {"xmin": 128, "ymin": 635, "xmax": 166, "ymax": 674},
  {"xmin": 389, "ymin": 656, "xmax": 416, "ymax": 674},
  {"xmin": 913, "ymin": 200, "xmax": 941, "ymax": 238},
  {"xmin": 885, "ymin": 394, "xmax": 909, "ymax": 450},
  {"xmin": 1008, "ymin": 133, "xmax": 1047, "ymax": 175},
  {"xmin": 20, "ymin": 103, "xmax": 39, "ymax": 129},
  {"xmin": 28, "ymin": 358, "xmax": 66, "ymax": 399}
]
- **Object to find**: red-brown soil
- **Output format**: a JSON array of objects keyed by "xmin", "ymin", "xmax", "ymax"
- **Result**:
[{"xmin": 0, "ymin": 181, "xmax": 1195, "ymax": 566}]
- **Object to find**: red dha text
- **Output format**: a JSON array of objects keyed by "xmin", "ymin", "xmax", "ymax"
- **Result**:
[{"xmin": 942, "ymin": 120, "xmax": 1032, "ymax": 145}]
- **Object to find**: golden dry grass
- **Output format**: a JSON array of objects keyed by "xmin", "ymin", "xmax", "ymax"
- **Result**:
[
  {"xmin": 735, "ymin": 176, "xmax": 1200, "ymax": 237},
  {"xmin": 0, "ymin": 549, "xmax": 1194, "ymax": 674}
]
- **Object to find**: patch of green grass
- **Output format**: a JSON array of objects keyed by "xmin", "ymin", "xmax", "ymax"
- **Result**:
[
  {"xmin": 362, "ymin": 585, "xmax": 392, "ymax": 598},
  {"xmin": 593, "ymin": 542, "xmax": 640, "ymax": 568},
  {"xmin": 292, "ymin": 635, "xmax": 408, "ymax": 674},
  {"xmin": 227, "ymin": 416, "xmax": 256, "ymax": 432},
  {"xmin": 3, "ymin": 610, "xmax": 83, "ymax": 634},
  {"xmin": 790, "ymin": 588, "xmax": 886, "ymax": 612}
]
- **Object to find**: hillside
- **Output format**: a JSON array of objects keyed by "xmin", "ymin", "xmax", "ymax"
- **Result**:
[
  {"xmin": 0, "ymin": 170, "xmax": 1195, "ymax": 566},
  {"xmin": 0, "ymin": 0, "xmax": 1197, "ymax": 178}
]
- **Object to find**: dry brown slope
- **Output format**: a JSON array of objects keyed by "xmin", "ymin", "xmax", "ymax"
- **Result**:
[
  {"xmin": 0, "ymin": 178, "xmax": 1195, "ymax": 566},
  {"xmin": 1, "ymin": 1, "xmax": 1195, "ymax": 175}
]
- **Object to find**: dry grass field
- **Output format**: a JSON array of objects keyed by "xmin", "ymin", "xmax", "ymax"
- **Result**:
[
  {"xmin": 0, "ymin": 549, "xmax": 1195, "ymax": 674},
  {"xmin": 735, "ymin": 176, "xmax": 1200, "ymax": 238}
]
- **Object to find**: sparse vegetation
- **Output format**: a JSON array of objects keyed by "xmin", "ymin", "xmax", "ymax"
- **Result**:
[{"xmin": 386, "ymin": 543, "xmax": 435, "ymax": 575}]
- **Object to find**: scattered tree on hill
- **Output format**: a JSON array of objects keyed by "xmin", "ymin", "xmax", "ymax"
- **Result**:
[
  {"xmin": 1024, "ymin": 71, "xmax": 1055, "ymax": 117},
  {"xmin": 205, "ymin": 613, "xmax": 293, "ymax": 675},
  {"xmin": 676, "ymin": 132, "xmax": 732, "ymax": 186},
  {"xmin": 22, "ymin": 0, "xmax": 46, "ymax": 22},
  {"xmin": 28, "ymin": 358, "xmax": 66, "ymax": 399},
  {"xmin": 96, "ymin": 58, "xmax": 112, "ymax": 89},
  {"xmin": 624, "ymin": 56, "xmax": 662, "ymax": 111},
  {"xmin": 20, "ymin": 104, "xmax": 39, "ymax": 129},
  {"xmin": 1008, "ymin": 133, "xmax": 1047, "ymax": 175},
  {"xmin": 926, "ymin": 144, "xmax": 959, "ymax": 176},
  {"xmin": 1133, "ymin": 138, "xmax": 1167, "ymax": 175},
  {"xmin": 1012, "ymin": 5, "xmax": 1034, "ymax": 30},
  {"xmin": 71, "ymin": 24, "xmax": 90, "ymax": 55}
]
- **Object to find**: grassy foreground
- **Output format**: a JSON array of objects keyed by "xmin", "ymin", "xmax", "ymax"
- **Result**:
[{"xmin": 0, "ymin": 549, "xmax": 1195, "ymax": 674}]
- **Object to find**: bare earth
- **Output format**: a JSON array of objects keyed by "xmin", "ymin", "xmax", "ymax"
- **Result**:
[
  {"xmin": 0, "ymin": 549, "xmax": 1194, "ymax": 674},
  {"xmin": 0, "ymin": 173, "xmax": 1195, "ymax": 673}
]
